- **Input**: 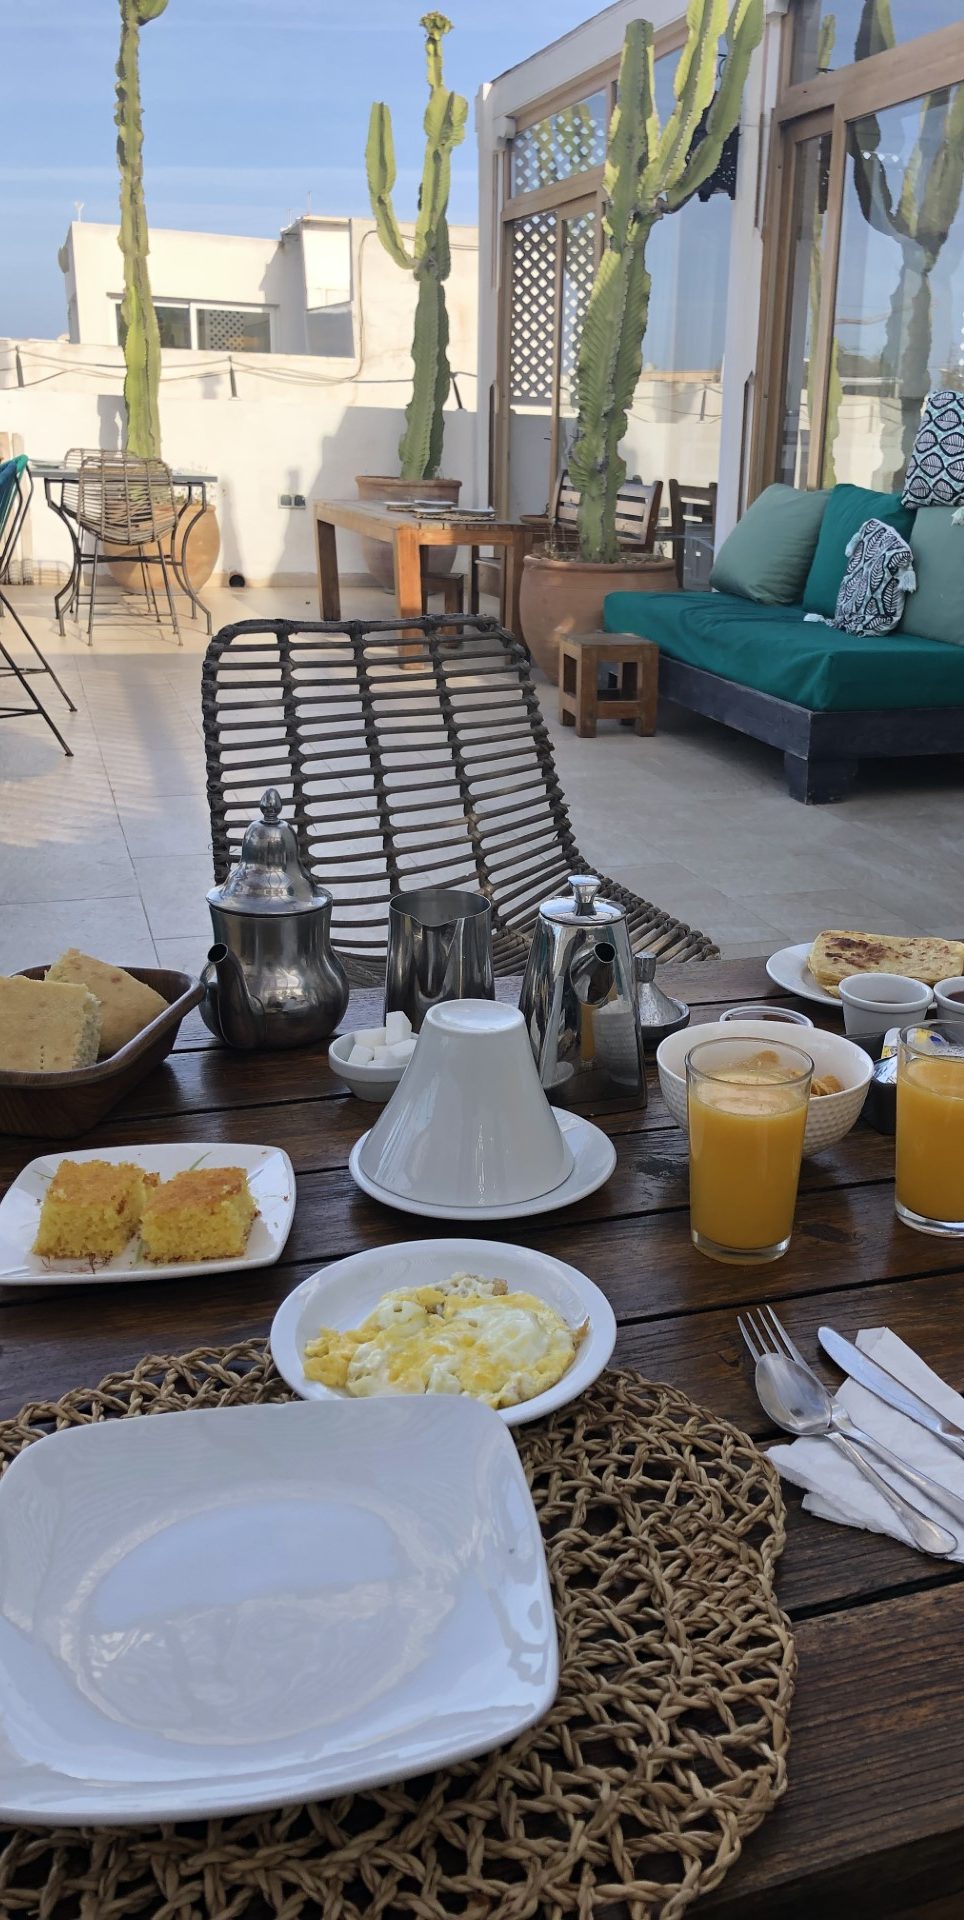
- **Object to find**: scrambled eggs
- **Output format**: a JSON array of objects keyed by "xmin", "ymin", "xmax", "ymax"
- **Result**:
[{"xmin": 303, "ymin": 1272, "xmax": 584, "ymax": 1410}]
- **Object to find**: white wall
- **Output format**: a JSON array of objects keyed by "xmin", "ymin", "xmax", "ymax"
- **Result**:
[
  {"xmin": 2, "ymin": 218, "xmax": 479, "ymax": 586},
  {"xmin": 475, "ymin": 0, "xmax": 791, "ymax": 541}
]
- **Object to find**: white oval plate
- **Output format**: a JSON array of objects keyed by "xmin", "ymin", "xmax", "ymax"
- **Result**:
[
  {"xmin": 270, "ymin": 1237, "xmax": 617, "ymax": 1428},
  {"xmin": 766, "ymin": 942, "xmax": 839, "ymax": 1008},
  {"xmin": 0, "ymin": 1143, "xmax": 295, "ymax": 1286},
  {"xmin": 348, "ymin": 1109, "xmax": 616, "ymax": 1221}
]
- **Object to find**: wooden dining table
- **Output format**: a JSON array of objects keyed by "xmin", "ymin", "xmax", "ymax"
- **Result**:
[
  {"xmin": 2, "ymin": 953, "xmax": 963, "ymax": 1918},
  {"xmin": 314, "ymin": 497, "xmax": 533, "ymax": 637}
]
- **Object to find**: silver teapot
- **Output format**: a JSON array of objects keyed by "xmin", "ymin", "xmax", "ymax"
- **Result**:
[
  {"xmin": 200, "ymin": 788, "xmax": 349, "ymax": 1050},
  {"xmin": 519, "ymin": 874, "xmax": 646, "ymax": 1108}
]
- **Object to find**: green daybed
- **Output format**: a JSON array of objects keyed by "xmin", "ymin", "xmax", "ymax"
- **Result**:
[{"xmin": 604, "ymin": 596, "xmax": 964, "ymax": 803}]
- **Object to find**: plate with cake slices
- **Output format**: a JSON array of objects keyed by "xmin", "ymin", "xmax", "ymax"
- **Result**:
[
  {"xmin": 0, "ymin": 1143, "xmax": 295, "ymax": 1286},
  {"xmin": 767, "ymin": 930, "xmax": 964, "ymax": 1008}
]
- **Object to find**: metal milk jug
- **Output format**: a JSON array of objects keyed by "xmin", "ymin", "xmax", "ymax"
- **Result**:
[
  {"xmin": 519, "ymin": 874, "xmax": 646, "ymax": 1108},
  {"xmin": 200, "ymin": 787, "xmax": 349, "ymax": 1050}
]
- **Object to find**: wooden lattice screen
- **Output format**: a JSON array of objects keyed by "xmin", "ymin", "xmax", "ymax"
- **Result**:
[{"xmin": 202, "ymin": 616, "xmax": 717, "ymax": 981}]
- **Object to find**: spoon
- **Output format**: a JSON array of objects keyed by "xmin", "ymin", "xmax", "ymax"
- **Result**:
[{"xmin": 752, "ymin": 1348, "xmax": 958, "ymax": 1558}]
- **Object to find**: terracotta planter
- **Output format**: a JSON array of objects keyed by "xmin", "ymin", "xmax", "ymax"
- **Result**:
[
  {"xmin": 355, "ymin": 475, "xmax": 461, "ymax": 591},
  {"xmin": 519, "ymin": 551, "xmax": 678, "ymax": 684},
  {"xmin": 107, "ymin": 505, "xmax": 220, "ymax": 595}
]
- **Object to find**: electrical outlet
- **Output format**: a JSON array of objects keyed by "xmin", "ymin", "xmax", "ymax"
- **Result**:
[
  {"xmin": 293, "ymin": 494, "xmax": 306, "ymax": 509},
  {"xmin": 279, "ymin": 493, "xmax": 292, "ymax": 507}
]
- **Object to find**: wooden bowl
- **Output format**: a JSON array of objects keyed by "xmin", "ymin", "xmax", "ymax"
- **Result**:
[{"xmin": 0, "ymin": 968, "xmax": 203, "ymax": 1138}]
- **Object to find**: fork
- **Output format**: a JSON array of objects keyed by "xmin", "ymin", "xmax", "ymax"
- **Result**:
[{"xmin": 740, "ymin": 1305, "xmax": 964, "ymax": 1551}]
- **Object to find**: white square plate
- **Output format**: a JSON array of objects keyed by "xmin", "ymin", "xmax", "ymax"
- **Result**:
[
  {"xmin": 0, "ymin": 1143, "xmax": 295, "ymax": 1286},
  {"xmin": 0, "ymin": 1397, "xmax": 557, "ymax": 1824},
  {"xmin": 270, "ymin": 1238, "xmax": 617, "ymax": 1427}
]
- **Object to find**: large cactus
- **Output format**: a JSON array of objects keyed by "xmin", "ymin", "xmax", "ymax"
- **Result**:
[
  {"xmin": 569, "ymin": 0, "xmax": 764, "ymax": 563},
  {"xmin": 115, "ymin": 0, "xmax": 168, "ymax": 460},
  {"xmin": 366, "ymin": 13, "xmax": 468, "ymax": 481}
]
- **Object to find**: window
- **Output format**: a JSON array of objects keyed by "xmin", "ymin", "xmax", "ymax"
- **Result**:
[
  {"xmin": 791, "ymin": 2, "xmax": 953, "ymax": 84},
  {"xmin": 511, "ymin": 91, "xmax": 608, "ymax": 195},
  {"xmin": 116, "ymin": 301, "xmax": 191, "ymax": 349},
  {"xmin": 306, "ymin": 303, "xmax": 355, "ymax": 358},
  {"xmin": 196, "ymin": 306, "xmax": 271, "ymax": 353}
]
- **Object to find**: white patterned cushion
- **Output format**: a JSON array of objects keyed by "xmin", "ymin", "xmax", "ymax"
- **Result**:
[
  {"xmin": 902, "ymin": 390, "xmax": 964, "ymax": 507},
  {"xmin": 831, "ymin": 518, "xmax": 916, "ymax": 636}
]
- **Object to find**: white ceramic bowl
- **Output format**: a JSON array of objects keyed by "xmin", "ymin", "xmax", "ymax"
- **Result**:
[
  {"xmin": 934, "ymin": 976, "xmax": 964, "ymax": 1020},
  {"xmin": 655, "ymin": 1019, "xmax": 872, "ymax": 1157},
  {"xmin": 328, "ymin": 1032, "xmax": 409, "ymax": 1104},
  {"xmin": 357, "ymin": 999, "xmax": 572, "ymax": 1209},
  {"xmin": 838, "ymin": 972, "xmax": 932, "ymax": 1039}
]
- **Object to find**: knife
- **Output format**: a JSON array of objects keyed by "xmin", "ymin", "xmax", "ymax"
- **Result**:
[{"xmin": 818, "ymin": 1327, "xmax": 964, "ymax": 1460}]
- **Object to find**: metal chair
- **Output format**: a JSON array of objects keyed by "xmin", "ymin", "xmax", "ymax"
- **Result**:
[
  {"xmin": 201, "ymin": 613, "xmax": 718, "ymax": 984},
  {"xmin": 74, "ymin": 453, "xmax": 181, "ymax": 645},
  {"xmin": 0, "ymin": 457, "xmax": 76, "ymax": 757}
]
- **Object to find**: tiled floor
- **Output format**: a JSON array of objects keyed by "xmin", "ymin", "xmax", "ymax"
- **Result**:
[{"xmin": 2, "ymin": 578, "xmax": 963, "ymax": 973}]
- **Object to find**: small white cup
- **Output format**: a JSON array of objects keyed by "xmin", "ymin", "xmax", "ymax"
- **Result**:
[
  {"xmin": 838, "ymin": 972, "xmax": 932, "ymax": 1040},
  {"xmin": 934, "ymin": 976, "xmax": 964, "ymax": 1019},
  {"xmin": 357, "ymin": 999, "xmax": 573, "ymax": 1208}
]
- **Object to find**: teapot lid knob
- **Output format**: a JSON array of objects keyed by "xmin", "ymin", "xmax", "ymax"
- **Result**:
[
  {"xmin": 569, "ymin": 874, "xmax": 601, "ymax": 914},
  {"xmin": 260, "ymin": 788, "xmax": 283, "ymax": 824}
]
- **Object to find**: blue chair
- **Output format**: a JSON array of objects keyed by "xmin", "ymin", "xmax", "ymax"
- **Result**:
[{"xmin": 0, "ymin": 456, "xmax": 76, "ymax": 755}]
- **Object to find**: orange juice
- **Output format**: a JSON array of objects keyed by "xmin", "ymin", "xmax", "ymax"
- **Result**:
[
  {"xmin": 896, "ymin": 1052, "xmax": 964, "ymax": 1225},
  {"xmin": 689, "ymin": 1077, "xmax": 809, "ymax": 1254}
]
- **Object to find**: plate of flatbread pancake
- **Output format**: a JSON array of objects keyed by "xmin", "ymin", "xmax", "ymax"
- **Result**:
[{"xmin": 767, "ymin": 932, "xmax": 964, "ymax": 1006}]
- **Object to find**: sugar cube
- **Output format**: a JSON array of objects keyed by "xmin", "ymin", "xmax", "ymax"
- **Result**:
[
  {"xmin": 348, "ymin": 1044, "xmax": 375, "ymax": 1065},
  {"xmin": 388, "ymin": 1037, "xmax": 417, "ymax": 1061},
  {"xmin": 385, "ymin": 1010, "xmax": 413, "ymax": 1043},
  {"xmin": 369, "ymin": 1045, "xmax": 396, "ymax": 1066},
  {"xmin": 352, "ymin": 1026, "xmax": 387, "ymax": 1049}
]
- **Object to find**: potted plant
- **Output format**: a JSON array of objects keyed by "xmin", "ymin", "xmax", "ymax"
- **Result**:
[
  {"xmin": 359, "ymin": 10, "xmax": 468, "ymax": 588},
  {"xmin": 108, "ymin": 0, "xmax": 220, "ymax": 593},
  {"xmin": 519, "ymin": 0, "xmax": 764, "ymax": 681}
]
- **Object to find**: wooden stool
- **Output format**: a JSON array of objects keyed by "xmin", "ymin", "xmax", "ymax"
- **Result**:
[{"xmin": 559, "ymin": 630, "xmax": 658, "ymax": 738}]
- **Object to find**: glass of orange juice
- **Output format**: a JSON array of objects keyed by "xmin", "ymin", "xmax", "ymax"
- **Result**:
[
  {"xmin": 686, "ymin": 1037, "xmax": 813, "ymax": 1263},
  {"xmin": 896, "ymin": 1023, "xmax": 964, "ymax": 1234}
]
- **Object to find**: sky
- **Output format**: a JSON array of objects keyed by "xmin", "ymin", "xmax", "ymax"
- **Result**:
[{"xmin": 0, "ymin": 0, "xmax": 597, "ymax": 341}]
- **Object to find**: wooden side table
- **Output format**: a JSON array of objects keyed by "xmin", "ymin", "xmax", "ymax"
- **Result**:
[{"xmin": 558, "ymin": 630, "xmax": 658, "ymax": 737}]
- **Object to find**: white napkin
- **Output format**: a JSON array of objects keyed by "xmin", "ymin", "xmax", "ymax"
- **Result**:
[{"xmin": 769, "ymin": 1327, "xmax": 964, "ymax": 1557}]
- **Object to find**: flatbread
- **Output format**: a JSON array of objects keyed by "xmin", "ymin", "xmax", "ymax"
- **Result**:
[
  {"xmin": 45, "ymin": 950, "xmax": 168, "ymax": 1057},
  {"xmin": 808, "ymin": 930, "xmax": 964, "ymax": 996},
  {"xmin": 0, "ymin": 976, "xmax": 101, "ymax": 1072}
]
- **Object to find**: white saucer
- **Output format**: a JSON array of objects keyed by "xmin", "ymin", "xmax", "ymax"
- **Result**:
[
  {"xmin": 348, "ymin": 1109, "xmax": 617, "ymax": 1220},
  {"xmin": 766, "ymin": 942, "xmax": 839, "ymax": 1009},
  {"xmin": 270, "ymin": 1239, "xmax": 617, "ymax": 1426}
]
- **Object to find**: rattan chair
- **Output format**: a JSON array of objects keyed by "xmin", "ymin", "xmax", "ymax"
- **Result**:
[
  {"xmin": 0, "ymin": 457, "xmax": 76, "ymax": 757},
  {"xmin": 75, "ymin": 452, "xmax": 181, "ymax": 645},
  {"xmin": 202, "ymin": 614, "xmax": 717, "ymax": 984}
]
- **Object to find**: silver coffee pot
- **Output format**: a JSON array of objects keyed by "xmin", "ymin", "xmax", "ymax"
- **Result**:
[
  {"xmin": 200, "ymin": 788, "xmax": 349, "ymax": 1050},
  {"xmin": 519, "ymin": 874, "xmax": 646, "ymax": 1108}
]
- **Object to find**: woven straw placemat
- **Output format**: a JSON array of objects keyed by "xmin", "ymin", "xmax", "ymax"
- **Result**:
[{"xmin": 0, "ymin": 1344, "xmax": 795, "ymax": 1920}]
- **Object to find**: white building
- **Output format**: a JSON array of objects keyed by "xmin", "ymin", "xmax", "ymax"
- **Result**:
[{"xmin": 2, "ymin": 214, "xmax": 478, "ymax": 585}]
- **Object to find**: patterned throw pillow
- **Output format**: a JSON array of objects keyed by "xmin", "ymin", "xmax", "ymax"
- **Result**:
[
  {"xmin": 902, "ymin": 390, "xmax": 964, "ymax": 507},
  {"xmin": 830, "ymin": 518, "xmax": 916, "ymax": 636}
]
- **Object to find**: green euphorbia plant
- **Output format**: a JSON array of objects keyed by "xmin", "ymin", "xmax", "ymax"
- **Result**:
[
  {"xmin": 569, "ymin": 0, "xmax": 765, "ymax": 563},
  {"xmin": 115, "ymin": 0, "xmax": 168, "ymax": 459},
  {"xmin": 366, "ymin": 12, "xmax": 468, "ymax": 481}
]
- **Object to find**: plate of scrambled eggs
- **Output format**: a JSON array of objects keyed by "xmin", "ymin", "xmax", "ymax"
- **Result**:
[{"xmin": 269, "ymin": 1239, "xmax": 617, "ymax": 1427}]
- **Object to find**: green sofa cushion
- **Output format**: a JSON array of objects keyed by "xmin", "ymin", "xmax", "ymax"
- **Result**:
[
  {"xmin": 708, "ymin": 484, "xmax": 829, "ymax": 605},
  {"xmin": 802, "ymin": 484, "xmax": 915, "ymax": 617},
  {"xmin": 899, "ymin": 507, "xmax": 964, "ymax": 646},
  {"xmin": 603, "ymin": 589, "xmax": 964, "ymax": 712}
]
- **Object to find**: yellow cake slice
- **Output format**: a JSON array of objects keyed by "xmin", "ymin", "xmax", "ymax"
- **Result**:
[
  {"xmin": 0, "ymin": 975, "xmax": 101, "ymax": 1073},
  {"xmin": 45, "ymin": 950, "xmax": 168, "ymax": 1058},
  {"xmin": 140, "ymin": 1167, "xmax": 257, "ymax": 1263},
  {"xmin": 33, "ymin": 1159, "xmax": 158, "ymax": 1260},
  {"xmin": 808, "ymin": 930, "xmax": 964, "ymax": 996}
]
